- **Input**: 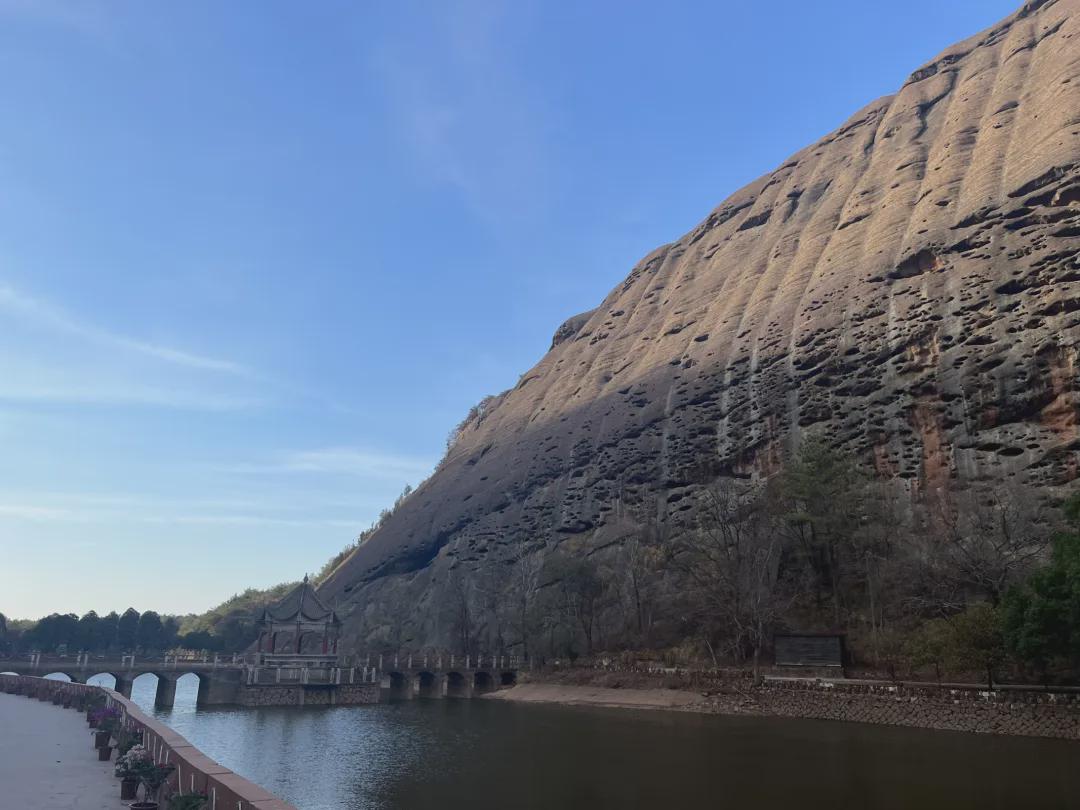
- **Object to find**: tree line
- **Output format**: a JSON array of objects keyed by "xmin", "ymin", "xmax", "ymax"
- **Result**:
[
  {"xmin": 1, "ymin": 605, "xmax": 257, "ymax": 657},
  {"xmin": 362, "ymin": 438, "xmax": 1080, "ymax": 686}
]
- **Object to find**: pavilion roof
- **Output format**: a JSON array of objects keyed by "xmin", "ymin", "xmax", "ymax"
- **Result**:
[{"xmin": 259, "ymin": 576, "xmax": 340, "ymax": 625}]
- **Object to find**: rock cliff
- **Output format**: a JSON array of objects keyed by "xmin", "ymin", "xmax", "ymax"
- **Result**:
[{"xmin": 321, "ymin": 0, "xmax": 1080, "ymax": 647}]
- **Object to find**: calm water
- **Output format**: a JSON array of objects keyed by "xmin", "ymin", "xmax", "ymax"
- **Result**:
[{"xmin": 62, "ymin": 674, "xmax": 1080, "ymax": 809}]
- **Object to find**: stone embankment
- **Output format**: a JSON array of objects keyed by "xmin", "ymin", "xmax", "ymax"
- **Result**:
[
  {"xmin": 707, "ymin": 678, "xmax": 1080, "ymax": 740},
  {"xmin": 0, "ymin": 674, "xmax": 297, "ymax": 809},
  {"xmin": 495, "ymin": 673, "xmax": 1080, "ymax": 740}
]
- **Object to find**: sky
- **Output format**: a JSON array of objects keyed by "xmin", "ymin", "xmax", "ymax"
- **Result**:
[{"xmin": 0, "ymin": 0, "xmax": 1020, "ymax": 619}]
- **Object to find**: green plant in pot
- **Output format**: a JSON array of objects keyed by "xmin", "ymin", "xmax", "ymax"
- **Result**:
[
  {"xmin": 114, "ymin": 728, "xmax": 143, "ymax": 759},
  {"xmin": 85, "ymin": 697, "xmax": 104, "ymax": 725},
  {"xmin": 131, "ymin": 762, "xmax": 175, "ymax": 810},
  {"xmin": 89, "ymin": 706, "xmax": 121, "ymax": 749},
  {"xmin": 114, "ymin": 743, "xmax": 151, "ymax": 801},
  {"xmin": 166, "ymin": 792, "xmax": 209, "ymax": 810}
]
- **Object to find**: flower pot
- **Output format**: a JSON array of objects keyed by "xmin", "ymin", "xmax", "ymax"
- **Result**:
[
  {"xmin": 120, "ymin": 778, "xmax": 139, "ymax": 800},
  {"xmin": 97, "ymin": 745, "xmax": 112, "ymax": 761},
  {"xmin": 93, "ymin": 730, "xmax": 111, "ymax": 748}
]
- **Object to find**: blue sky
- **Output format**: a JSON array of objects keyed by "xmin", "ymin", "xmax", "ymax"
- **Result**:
[{"xmin": 0, "ymin": 0, "xmax": 1019, "ymax": 619}]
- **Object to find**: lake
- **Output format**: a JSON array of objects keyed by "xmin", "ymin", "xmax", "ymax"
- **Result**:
[{"xmin": 72, "ymin": 674, "xmax": 1080, "ymax": 809}]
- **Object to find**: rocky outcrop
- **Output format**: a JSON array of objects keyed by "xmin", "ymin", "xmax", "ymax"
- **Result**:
[{"xmin": 320, "ymin": 0, "xmax": 1080, "ymax": 647}]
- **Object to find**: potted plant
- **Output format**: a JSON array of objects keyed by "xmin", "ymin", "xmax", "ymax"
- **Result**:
[
  {"xmin": 115, "ymin": 744, "xmax": 151, "ymax": 800},
  {"xmin": 89, "ymin": 706, "xmax": 121, "ymax": 749},
  {"xmin": 131, "ymin": 762, "xmax": 175, "ymax": 810},
  {"xmin": 166, "ymin": 792, "xmax": 209, "ymax": 810},
  {"xmin": 114, "ymin": 728, "xmax": 143, "ymax": 758}
]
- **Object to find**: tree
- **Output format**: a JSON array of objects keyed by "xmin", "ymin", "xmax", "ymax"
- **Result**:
[
  {"xmin": 907, "ymin": 618, "xmax": 952, "ymax": 685},
  {"xmin": 136, "ymin": 611, "xmax": 164, "ymax": 652},
  {"xmin": 507, "ymin": 539, "xmax": 543, "ymax": 659},
  {"xmin": 780, "ymin": 438, "xmax": 864, "ymax": 627},
  {"xmin": 77, "ymin": 611, "xmax": 100, "ymax": 652},
  {"xmin": 1002, "ymin": 495, "xmax": 1080, "ymax": 676},
  {"xmin": 949, "ymin": 603, "xmax": 1004, "ymax": 690},
  {"xmin": 443, "ymin": 567, "xmax": 475, "ymax": 655},
  {"xmin": 116, "ymin": 608, "xmax": 140, "ymax": 651},
  {"xmin": 97, "ymin": 612, "xmax": 120, "ymax": 652},
  {"xmin": 930, "ymin": 486, "xmax": 1050, "ymax": 606},
  {"xmin": 673, "ymin": 479, "xmax": 789, "ymax": 679},
  {"xmin": 545, "ymin": 555, "xmax": 604, "ymax": 657}
]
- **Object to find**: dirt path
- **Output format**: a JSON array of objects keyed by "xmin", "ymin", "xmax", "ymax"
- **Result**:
[{"xmin": 0, "ymin": 692, "xmax": 123, "ymax": 809}]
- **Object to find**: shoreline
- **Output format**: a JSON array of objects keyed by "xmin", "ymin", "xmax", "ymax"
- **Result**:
[
  {"xmin": 484, "ymin": 678, "xmax": 1080, "ymax": 740},
  {"xmin": 482, "ymin": 682, "xmax": 707, "ymax": 711}
]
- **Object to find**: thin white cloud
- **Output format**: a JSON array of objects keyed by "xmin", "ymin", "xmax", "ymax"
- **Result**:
[
  {"xmin": 0, "ymin": 284, "xmax": 252, "ymax": 377},
  {"xmin": 229, "ymin": 447, "xmax": 435, "ymax": 481},
  {"xmin": 370, "ymin": 0, "xmax": 554, "ymax": 227},
  {"xmin": 0, "ymin": 490, "xmax": 369, "ymax": 529}
]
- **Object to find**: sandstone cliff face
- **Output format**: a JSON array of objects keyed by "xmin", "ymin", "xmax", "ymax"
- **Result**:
[{"xmin": 321, "ymin": 0, "xmax": 1080, "ymax": 646}]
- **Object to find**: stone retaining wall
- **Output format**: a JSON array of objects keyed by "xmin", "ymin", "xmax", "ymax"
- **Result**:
[
  {"xmin": 237, "ymin": 683, "xmax": 379, "ymax": 707},
  {"xmin": 702, "ymin": 679, "xmax": 1080, "ymax": 739},
  {"xmin": 0, "ymin": 674, "xmax": 297, "ymax": 809}
]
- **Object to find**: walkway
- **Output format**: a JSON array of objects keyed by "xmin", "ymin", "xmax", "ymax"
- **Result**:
[{"xmin": 0, "ymin": 692, "xmax": 122, "ymax": 809}]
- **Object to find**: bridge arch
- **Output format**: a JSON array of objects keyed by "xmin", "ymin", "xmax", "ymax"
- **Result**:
[
  {"xmin": 43, "ymin": 672, "xmax": 77, "ymax": 682},
  {"xmin": 445, "ymin": 671, "xmax": 467, "ymax": 698},
  {"xmin": 500, "ymin": 671, "xmax": 517, "ymax": 687},
  {"xmin": 473, "ymin": 671, "xmax": 494, "ymax": 694},
  {"xmin": 85, "ymin": 672, "xmax": 122, "ymax": 688},
  {"xmin": 387, "ymin": 671, "xmax": 408, "ymax": 699},
  {"xmin": 417, "ymin": 671, "xmax": 437, "ymax": 698}
]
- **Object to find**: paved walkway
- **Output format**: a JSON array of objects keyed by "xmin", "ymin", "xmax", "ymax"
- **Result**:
[{"xmin": 0, "ymin": 692, "xmax": 123, "ymax": 809}]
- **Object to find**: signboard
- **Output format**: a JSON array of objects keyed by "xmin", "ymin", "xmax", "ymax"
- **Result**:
[{"xmin": 774, "ymin": 634, "xmax": 844, "ymax": 667}]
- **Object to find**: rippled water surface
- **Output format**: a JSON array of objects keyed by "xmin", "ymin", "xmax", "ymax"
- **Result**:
[{"xmin": 70, "ymin": 674, "xmax": 1080, "ymax": 809}]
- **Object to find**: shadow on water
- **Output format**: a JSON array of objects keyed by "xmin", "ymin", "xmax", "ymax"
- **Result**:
[{"xmin": 118, "ymin": 679, "xmax": 1080, "ymax": 810}]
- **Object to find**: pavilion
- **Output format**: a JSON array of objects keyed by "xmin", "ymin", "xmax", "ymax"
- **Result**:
[{"xmin": 255, "ymin": 576, "xmax": 342, "ymax": 657}]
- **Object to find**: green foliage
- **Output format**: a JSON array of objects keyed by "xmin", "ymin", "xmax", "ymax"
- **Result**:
[
  {"xmin": 1002, "ymin": 496, "xmax": 1080, "ymax": 672},
  {"xmin": 116, "ymin": 608, "xmax": 140, "ymax": 651},
  {"xmin": 167, "ymin": 793, "xmax": 209, "ymax": 810},
  {"xmin": 173, "ymin": 582, "xmax": 297, "ymax": 652},
  {"xmin": 907, "ymin": 618, "xmax": 952, "ymax": 682},
  {"xmin": 136, "ymin": 611, "xmax": 164, "ymax": 652},
  {"xmin": 949, "ymin": 603, "xmax": 1004, "ymax": 687}
]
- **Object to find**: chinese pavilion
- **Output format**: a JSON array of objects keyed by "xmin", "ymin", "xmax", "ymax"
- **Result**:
[{"xmin": 256, "ymin": 575, "xmax": 342, "ymax": 656}]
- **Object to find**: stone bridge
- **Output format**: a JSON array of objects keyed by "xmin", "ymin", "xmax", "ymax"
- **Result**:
[
  {"xmin": 0, "ymin": 652, "xmax": 522, "ymax": 707},
  {"xmin": 0, "ymin": 654, "xmax": 247, "ymax": 707}
]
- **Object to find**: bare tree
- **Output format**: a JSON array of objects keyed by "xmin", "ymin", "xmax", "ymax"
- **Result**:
[
  {"xmin": 442, "ymin": 567, "xmax": 475, "ymax": 655},
  {"xmin": 927, "ymin": 485, "xmax": 1051, "ymax": 606},
  {"xmin": 507, "ymin": 539, "xmax": 544, "ymax": 660},
  {"xmin": 673, "ymin": 479, "xmax": 790, "ymax": 680}
]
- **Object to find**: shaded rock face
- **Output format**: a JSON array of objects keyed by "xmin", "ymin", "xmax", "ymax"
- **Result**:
[{"xmin": 321, "ymin": 0, "xmax": 1080, "ymax": 646}]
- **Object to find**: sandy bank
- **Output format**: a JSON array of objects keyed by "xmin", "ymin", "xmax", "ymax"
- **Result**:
[{"xmin": 482, "ymin": 682, "xmax": 706, "ymax": 710}]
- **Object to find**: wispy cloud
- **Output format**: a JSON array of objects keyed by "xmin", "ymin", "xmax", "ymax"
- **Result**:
[
  {"xmin": 371, "ymin": 0, "xmax": 555, "ymax": 226},
  {"xmin": 229, "ymin": 447, "xmax": 435, "ymax": 482},
  {"xmin": 0, "ymin": 490, "xmax": 370, "ymax": 529},
  {"xmin": 0, "ymin": 282, "xmax": 264, "ymax": 410},
  {"xmin": 0, "ymin": 284, "xmax": 252, "ymax": 377}
]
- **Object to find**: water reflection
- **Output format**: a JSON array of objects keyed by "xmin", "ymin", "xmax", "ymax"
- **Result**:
[{"xmin": 108, "ymin": 677, "xmax": 1080, "ymax": 810}]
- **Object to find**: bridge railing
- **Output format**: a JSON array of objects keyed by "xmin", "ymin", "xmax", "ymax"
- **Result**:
[
  {"xmin": 339, "ymin": 652, "xmax": 526, "ymax": 672},
  {"xmin": 0, "ymin": 673, "xmax": 296, "ymax": 809}
]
